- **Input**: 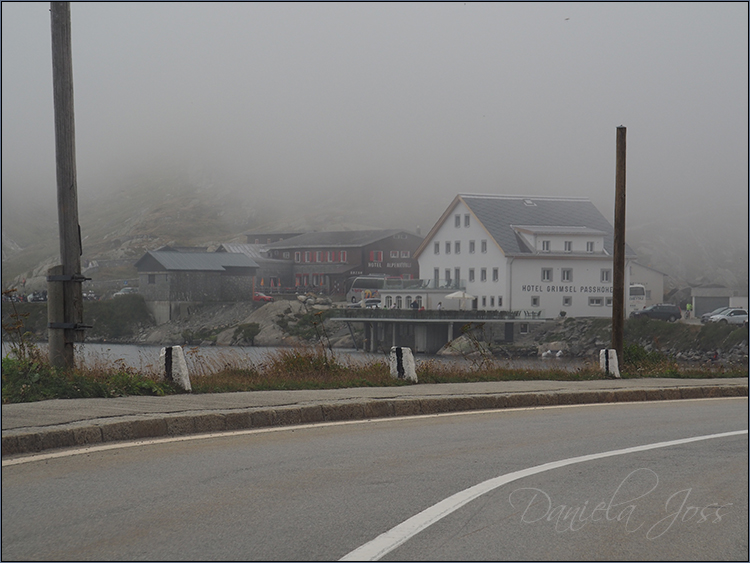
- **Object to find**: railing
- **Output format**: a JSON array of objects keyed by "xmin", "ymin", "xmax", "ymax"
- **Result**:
[{"xmin": 330, "ymin": 309, "xmax": 543, "ymax": 320}]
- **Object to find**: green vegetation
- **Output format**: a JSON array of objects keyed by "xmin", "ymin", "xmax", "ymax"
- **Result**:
[
  {"xmin": 3, "ymin": 342, "xmax": 746, "ymax": 404},
  {"xmin": 1, "ymin": 356, "xmax": 177, "ymax": 403},
  {"xmin": 276, "ymin": 308, "xmax": 336, "ymax": 341}
]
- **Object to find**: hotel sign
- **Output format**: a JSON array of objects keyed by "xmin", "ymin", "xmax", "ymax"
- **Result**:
[{"xmin": 522, "ymin": 285, "xmax": 613, "ymax": 294}]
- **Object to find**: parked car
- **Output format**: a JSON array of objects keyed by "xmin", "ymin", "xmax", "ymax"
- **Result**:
[
  {"xmin": 629, "ymin": 303, "xmax": 682, "ymax": 322},
  {"xmin": 253, "ymin": 292, "xmax": 274, "ymax": 302},
  {"xmin": 701, "ymin": 306, "xmax": 731, "ymax": 324},
  {"xmin": 347, "ymin": 298, "xmax": 382, "ymax": 309},
  {"xmin": 708, "ymin": 308, "xmax": 748, "ymax": 326},
  {"xmin": 27, "ymin": 290, "xmax": 48, "ymax": 302},
  {"xmin": 113, "ymin": 287, "xmax": 138, "ymax": 297}
]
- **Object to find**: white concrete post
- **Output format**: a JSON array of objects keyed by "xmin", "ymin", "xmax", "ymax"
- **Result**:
[
  {"xmin": 599, "ymin": 349, "xmax": 621, "ymax": 378},
  {"xmin": 160, "ymin": 345, "xmax": 192, "ymax": 391},
  {"xmin": 390, "ymin": 346, "xmax": 418, "ymax": 382}
]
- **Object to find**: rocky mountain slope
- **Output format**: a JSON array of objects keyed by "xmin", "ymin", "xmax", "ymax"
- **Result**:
[{"xmin": 3, "ymin": 179, "xmax": 747, "ymax": 294}]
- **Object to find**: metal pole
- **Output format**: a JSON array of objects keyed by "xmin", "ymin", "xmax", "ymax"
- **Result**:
[
  {"xmin": 611, "ymin": 126, "xmax": 627, "ymax": 363},
  {"xmin": 50, "ymin": 2, "xmax": 83, "ymax": 368}
]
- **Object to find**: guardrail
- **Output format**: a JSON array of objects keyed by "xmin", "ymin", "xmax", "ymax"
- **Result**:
[{"xmin": 330, "ymin": 309, "xmax": 546, "ymax": 320}]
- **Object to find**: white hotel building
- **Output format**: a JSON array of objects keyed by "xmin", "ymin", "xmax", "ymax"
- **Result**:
[{"xmin": 410, "ymin": 193, "xmax": 638, "ymax": 318}]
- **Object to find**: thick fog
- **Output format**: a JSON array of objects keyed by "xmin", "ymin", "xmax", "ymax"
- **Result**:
[{"xmin": 2, "ymin": 3, "xmax": 748, "ymax": 258}]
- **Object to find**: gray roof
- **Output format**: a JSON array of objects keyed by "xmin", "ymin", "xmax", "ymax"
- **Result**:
[
  {"xmin": 216, "ymin": 243, "xmax": 267, "ymax": 260},
  {"xmin": 458, "ymin": 194, "xmax": 635, "ymax": 256},
  {"xmin": 265, "ymin": 229, "xmax": 415, "ymax": 250},
  {"xmin": 136, "ymin": 250, "xmax": 258, "ymax": 271}
]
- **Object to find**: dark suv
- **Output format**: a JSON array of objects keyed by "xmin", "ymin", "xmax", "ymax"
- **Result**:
[{"xmin": 630, "ymin": 303, "xmax": 682, "ymax": 322}]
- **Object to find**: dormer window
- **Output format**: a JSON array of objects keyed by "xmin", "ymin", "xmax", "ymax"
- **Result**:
[
  {"xmin": 586, "ymin": 241, "xmax": 595, "ymax": 253},
  {"xmin": 564, "ymin": 241, "xmax": 572, "ymax": 253},
  {"xmin": 542, "ymin": 240, "xmax": 550, "ymax": 252}
]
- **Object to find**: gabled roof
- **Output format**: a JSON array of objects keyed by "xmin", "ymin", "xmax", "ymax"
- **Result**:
[
  {"xmin": 216, "ymin": 243, "xmax": 267, "ymax": 260},
  {"xmin": 135, "ymin": 250, "xmax": 258, "ymax": 272},
  {"xmin": 265, "ymin": 229, "xmax": 420, "ymax": 250},
  {"xmin": 415, "ymin": 194, "xmax": 636, "ymax": 258}
]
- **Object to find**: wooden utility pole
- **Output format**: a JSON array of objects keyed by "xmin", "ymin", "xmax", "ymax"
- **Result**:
[
  {"xmin": 611, "ymin": 126, "xmax": 627, "ymax": 363},
  {"xmin": 48, "ymin": 1, "xmax": 84, "ymax": 368}
]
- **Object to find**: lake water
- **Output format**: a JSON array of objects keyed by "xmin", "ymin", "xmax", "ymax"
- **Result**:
[{"xmin": 2, "ymin": 341, "xmax": 588, "ymax": 374}]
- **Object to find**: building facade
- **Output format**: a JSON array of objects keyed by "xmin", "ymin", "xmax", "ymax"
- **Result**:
[
  {"xmin": 264, "ymin": 229, "xmax": 422, "ymax": 295},
  {"xmin": 411, "ymin": 194, "xmax": 638, "ymax": 318},
  {"xmin": 135, "ymin": 249, "xmax": 258, "ymax": 324}
]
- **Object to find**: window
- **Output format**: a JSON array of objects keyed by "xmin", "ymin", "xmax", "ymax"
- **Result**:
[
  {"xmin": 396, "ymin": 296, "xmax": 403, "ymax": 309},
  {"xmin": 531, "ymin": 296, "xmax": 540, "ymax": 307},
  {"xmin": 370, "ymin": 251, "xmax": 383, "ymax": 262},
  {"xmin": 542, "ymin": 240, "xmax": 550, "ymax": 252},
  {"xmin": 416, "ymin": 295, "xmax": 423, "ymax": 307},
  {"xmin": 434, "ymin": 242, "xmax": 440, "ymax": 254},
  {"xmin": 464, "ymin": 214, "xmax": 470, "ymax": 227},
  {"xmin": 454, "ymin": 241, "xmax": 460, "ymax": 254},
  {"xmin": 434, "ymin": 268, "xmax": 439, "ymax": 285},
  {"xmin": 606, "ymin": 297, "xmax": 613, "ymax": 306},
  {"xmin": 455, "ymin": 215, "xmax": 461, "ymax": 227},
  {"xmin": 327, "ymin": 251, "xmax": 334, "ymax": 262},
  {"xmin": 520, "ymin": 323, "xmax": 529, "ymax": 334},
  {"xmin": 454, "ymin": 268, "xmax": 461, "ymax": 286},
  {"xmin": 589, "ymin": 297, "xmax": 603, "ymax": 306},
  {"xmin": 390, "ymin": 250, "xmax": 399, "ymax": 258},
  {"xmin": 283, "ymin": 252, "xmax": 290, "ymax": 259},
  {"xmin": 445, "ymin": 269, "xmax": 451, "ymax": 283},
  {"xmin": 482, "ymin": 296, "xmax": 487, "ymax": 307},
  {"xmin": 542, "ymin": 268, "xmax": 553, "ymax": 282},
  {"xmin": 400, "ymin": 250, "xmax": 410, "ymax": 258},
  {"xmin": 498, "ymin": 296, "xmax": 503, "ymax": 307},
  {"xmin": 385, "ymin": 296, "xmax": 393, "ymax": 308},
  {"xmin": 561, "ymin": 268, "xmax": 572, "ymax": 282},
  {"xmin": 469, "ymin": 240, "xmax": 475, "ymax": 253},
  {"xmin": 469, "ymin": 268, "xmax": 475, "ymax": 282},
  {"xmin": 492, "ymin": 268, "xmax": 499, "ymax": 282},
  {"xmin": 481, "ymin": 268, "xmax": 487, "ymax": 282},
  {"xmin": 563, "ymin": 296, "xmax": 572, "ymax": 307},
  {"xmin": 340, "ymin": 251, "xmax": 347, "ymax": 263},
  {"xmin": 148, "ymin": 274, "xmax": 156, "ymax": 284},
  {"xmin": 316, "ymin": 251, "xmax": 323, "ymax": 262},
  {"xmin": 586, "ymin": 241, "xmax": 595, "ymax": 253},
  {"xmin": 304, "ymin": 251, "xmax": 311, "ymax": 263},
  {"xmin": 490, "ymin": 296, "xmax": 495, "ymax": 307},
  {"xmin": 295, "ymin": 251, "xmax": 301, "ymax": 263},
  {"xmin": 445, "ymin": 242, "xmax": 451, "ymax": 254},
  {"xmin": 601, "ymin": 269, "xmax": 611, "ymax": 283},
  {"xmin": 564, "ymin": 241, "xmax": 572, "ymax": 253},
  {"xmin": 481, "ymin": 240, "xmax": 487, "ymax": 253}
]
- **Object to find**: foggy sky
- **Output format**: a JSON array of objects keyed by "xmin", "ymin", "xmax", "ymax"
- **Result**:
[{"xmin": 2, "ymin": 2, "xmax": 748, "ymax": 235}]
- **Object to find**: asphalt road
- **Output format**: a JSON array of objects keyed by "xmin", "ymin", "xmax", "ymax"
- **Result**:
[{"xmin": 2, "ymin": 398, "xmax": 747, "ymax": 561}]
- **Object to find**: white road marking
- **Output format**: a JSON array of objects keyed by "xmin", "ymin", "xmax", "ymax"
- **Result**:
[
  {"xmin": 2, "ymin": 397, "xmax": 745, "ymax": 467},
  {"xmin": 339, "ymin": 429, "xmax": 748, "ymax": 561}
]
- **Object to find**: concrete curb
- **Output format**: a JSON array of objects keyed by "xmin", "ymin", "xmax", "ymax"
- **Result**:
[{"xmin": 3, "ymin": 384, "xmax": 746, "ymax": 457}]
